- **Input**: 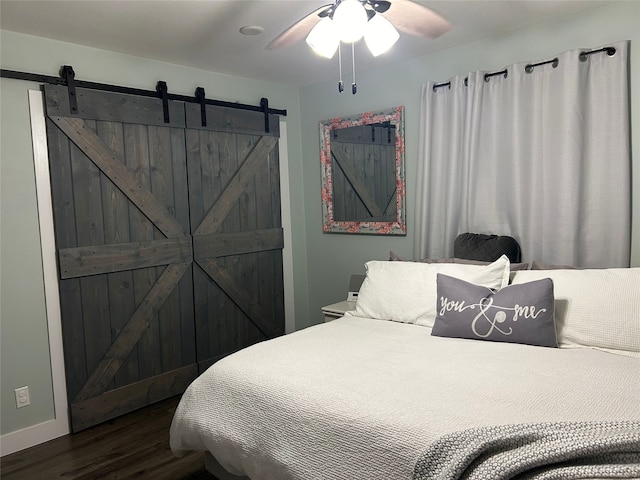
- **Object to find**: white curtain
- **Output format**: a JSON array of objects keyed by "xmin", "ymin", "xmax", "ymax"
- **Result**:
[{"xmin": 414, "ymin": 41, "xmax": 630, "ymax": 268}]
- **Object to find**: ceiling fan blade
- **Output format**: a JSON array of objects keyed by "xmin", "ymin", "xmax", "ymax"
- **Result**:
[
  {"xmin": 266, "ymin": 4, "xmax": 334, "ymax": 50},
  {"xmin": 383, "ymin": 0, "xmax": 451, "ymax": 39},
  {"xmin": 367, "ymin": 0, "xmax": 391, "ymax": 13}
]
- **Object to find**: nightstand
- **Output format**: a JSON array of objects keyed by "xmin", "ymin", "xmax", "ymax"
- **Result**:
[{"xmin": 321, "ymin": 300, "xmax": 356, "ymax": 322}]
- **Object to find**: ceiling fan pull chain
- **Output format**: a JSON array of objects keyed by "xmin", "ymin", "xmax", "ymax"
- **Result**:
[
  {"xmin": 352, "ymin": 43, "xmax": 357, "ymax": 94},
  {"xmin": 338, "ymin": 43, "xmax": 344, "ymax": 93}
]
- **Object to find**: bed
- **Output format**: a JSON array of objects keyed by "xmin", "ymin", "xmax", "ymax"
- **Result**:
[{"xmin": 170, "ymin": 255, "xmax": 640, "ymax": 479}]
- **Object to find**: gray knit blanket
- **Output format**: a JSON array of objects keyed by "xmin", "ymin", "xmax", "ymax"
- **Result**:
[{"xmin": 413, "ymin": 421, "xmax": 640, "ymax": 480}]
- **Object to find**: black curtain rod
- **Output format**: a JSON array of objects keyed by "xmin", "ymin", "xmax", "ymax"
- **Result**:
[
  {"xmin": 432, "ymin": 46, "xmax": 616, "ymax": 92},
  {"xmin": 579, "ymin": 46, "xmax": 616, "ymax": 62},
  {"xmin": 0, "ymin": 66, "xmax": 287, "ymax": 117},
  {"xmin": 484, "ymin": 69, "xmax": 507, "ymax": 82},
  {"xmin": 525, "ymin": 57, "xmax": 559, "ymax": 74}
]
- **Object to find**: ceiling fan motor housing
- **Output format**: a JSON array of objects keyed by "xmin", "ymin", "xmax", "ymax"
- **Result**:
[{"xmin": 318, "ymin": 0, "xmax": 391, "ymax": 20}]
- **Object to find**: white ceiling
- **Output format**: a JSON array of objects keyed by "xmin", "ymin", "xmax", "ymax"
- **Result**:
[{"xmin": 0, "ymin": 0, "xmax": 619, "ymax": 87}]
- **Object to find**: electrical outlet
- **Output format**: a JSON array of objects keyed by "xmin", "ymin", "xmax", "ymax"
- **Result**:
[{"xmin": 15, "ymin": 386, "xmax": 30, "ymax": 409}]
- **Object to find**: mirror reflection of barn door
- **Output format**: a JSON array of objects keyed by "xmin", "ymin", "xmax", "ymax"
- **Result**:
[
  {"xmin": 330, "ymin": 124, "xmax": 397, "ymax": 222},
  {"xmin": 44, "ymin": 84, "xmax": 284, "ymax": 432}
]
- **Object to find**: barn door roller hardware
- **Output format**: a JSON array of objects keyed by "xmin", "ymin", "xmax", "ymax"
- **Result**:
[
  {"xmin": 1, "ymin": 65, "xmax": 287, "ymax": 132},
  {"xmin": 156, "ymin": 81, "xmax": 170, "ymax": 123},
  {"xmin": 60, "ymin": 65, "xmax": 78, "ymax": 114},
  {"xmin": 195, "ymin": 87, "xmax": 207, "ymax": 127},
  {"xmin": 260, "ymin": 98, "xmax": 270, "ymax": 134}
]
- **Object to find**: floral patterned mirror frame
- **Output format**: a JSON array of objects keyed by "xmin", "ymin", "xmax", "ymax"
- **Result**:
[{"xmin": 319, "ymin": 105, "xmax": 406, "ymax": 235}]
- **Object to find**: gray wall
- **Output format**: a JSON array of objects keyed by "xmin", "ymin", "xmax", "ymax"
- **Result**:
[
  {"xmin": 1, "ymin": 0, "xmax": 638, "ymax": 447},
  {"xmin": 298, "ymin": 1, "xmax": 640, "ymax": 330},
  {"xmin": 1, "ymin": 77, "xmax": 55, "ymax": 434},
  {"xmin": 0, "ymin": 31, "xmax": 308, "ymax": 438}
]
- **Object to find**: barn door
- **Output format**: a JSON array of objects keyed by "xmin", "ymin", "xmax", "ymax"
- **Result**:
[
  {"xmin": 185, "ymin": 103, "xmax": 284, "ymax": 369},
  {"xmin": 44, "ymin": 84, "xmax": 283, "ymax": 432}
]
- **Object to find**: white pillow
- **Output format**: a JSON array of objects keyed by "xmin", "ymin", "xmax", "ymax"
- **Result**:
[
  {"xmin": 351, "ymin": 255, "xmax": 510, "ymax": 327},
  {"xmin": 511, "ymin": 268, "xmax": 640, "ymax": 357}
]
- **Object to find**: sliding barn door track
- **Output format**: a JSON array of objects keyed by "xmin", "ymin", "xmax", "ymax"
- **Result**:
[{"xmin": 1, "ymin": 65, "xmax": 286, "ymax": 133}]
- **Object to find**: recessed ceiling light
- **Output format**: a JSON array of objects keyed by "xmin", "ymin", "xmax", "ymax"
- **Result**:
[{"xmin": 239, "ymin": 25, "xmax": 264, "ymax": 36}]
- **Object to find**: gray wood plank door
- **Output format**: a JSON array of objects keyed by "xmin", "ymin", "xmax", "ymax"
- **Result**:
[
  {"xmin": 185, "ymin": 104, "xmax": 284, "ymax": 370},
  {"xmin": 44, "ymin": 85, "xmax": 284, "ymax": 431}
]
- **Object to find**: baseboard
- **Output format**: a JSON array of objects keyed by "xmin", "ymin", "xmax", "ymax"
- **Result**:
[{"xmin": 0, "ymin": 417, "xmax": 68, "ymax": 457}]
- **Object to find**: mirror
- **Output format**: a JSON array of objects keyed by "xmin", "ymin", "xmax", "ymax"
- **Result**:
[{"xmin": 319, "ymin": 106, "xmax": 406, "ymax": 235}]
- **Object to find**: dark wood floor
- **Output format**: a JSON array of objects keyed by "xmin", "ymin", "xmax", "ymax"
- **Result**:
[{"xmin": 0, "ymin": 396, "xmax": 216, "ymax": 480}]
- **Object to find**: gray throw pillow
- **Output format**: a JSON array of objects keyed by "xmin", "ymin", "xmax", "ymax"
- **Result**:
[
  {"xmin": 431, "ymin": 274, "xmax": 557, "ymax": 347},
  {"xmin": 530, "ymin": 261, "xmax": 579, "ymax": 270},
  {"xmin": 389, "ymin": 251, "xmax": 530, "ymax": 270}
]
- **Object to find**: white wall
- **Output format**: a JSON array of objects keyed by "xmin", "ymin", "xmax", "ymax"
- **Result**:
[
  {"xmin": 0, "ymin": 30, "xmax": 308, "ymax": 451},
  {"xmin": 298, "ymin": 1, "xmax": 640, "ymax": 330}
]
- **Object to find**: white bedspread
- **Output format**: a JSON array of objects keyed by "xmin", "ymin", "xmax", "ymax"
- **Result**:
[{"xmin": 170, "ymin": 316, "xmax": 640, "ymax": 480}]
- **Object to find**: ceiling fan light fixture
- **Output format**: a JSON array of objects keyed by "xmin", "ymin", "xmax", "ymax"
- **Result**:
[
  {"xmin": 333, "ymin": 0, "xmax": 368, "ymax": 43},
  {"xmin": 306, "ymin": 17, "xmax": 340, "ymax": 58},
  {"xmin": 364, "ymin": 14, "xmax": 399, "ymax": 57}
]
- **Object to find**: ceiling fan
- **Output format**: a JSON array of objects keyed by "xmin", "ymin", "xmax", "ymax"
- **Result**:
[
  {"xmin": 267, "ymin": 0, "xmax": 451, "ymax": 49},
  {"xmin": 266, "ymin": 0, "xmax": 451, "ymax": 93}
]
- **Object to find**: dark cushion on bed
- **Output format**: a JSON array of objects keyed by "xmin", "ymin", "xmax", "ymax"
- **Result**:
[{"xmin": 454, "ymin": 233, "xmax": 522, "ymax": 263}]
